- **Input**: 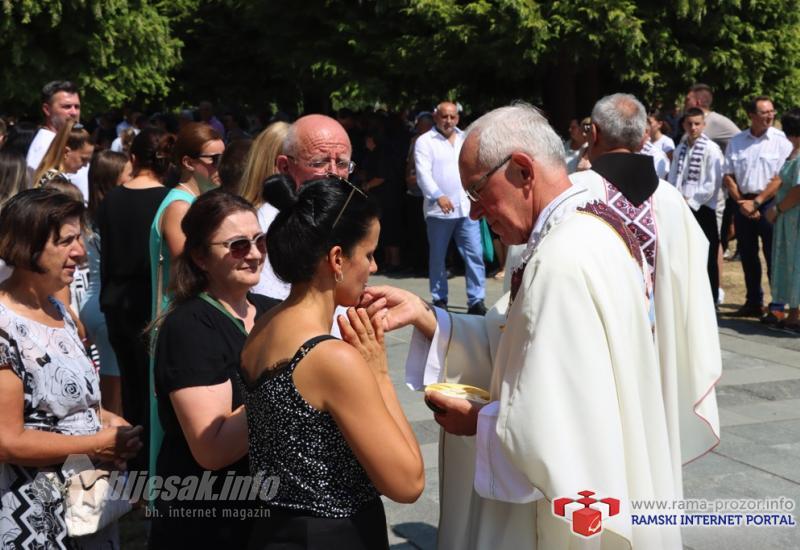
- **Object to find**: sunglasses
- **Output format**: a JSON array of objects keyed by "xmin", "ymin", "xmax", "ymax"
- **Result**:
[
  {"xmin": 211, "ymin": 233, "xmax": 267, "ymax": 259},
  {"xmin": 196, "ymin": 153, "xmax": 223, "ymax": 168},
  {"xmin": 328, "ymin": 174, "xmax": 367, "ymax": 228}
]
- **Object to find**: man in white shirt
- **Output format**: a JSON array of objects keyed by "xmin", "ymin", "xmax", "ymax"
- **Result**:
[
  {"xmin": 366, "ymin": 103, "xmax": 683, "ymax": 549},
  {"xmin": 668, "ymin": 107, "xmax": 724, "ymax": 304},
  {"xmin": 25, "ymin": 80, "xmax": 89, "ymax": 200},
  {"xmin": 723, "ymin": 95, "xmax": 793, "ymax": 317},
  {"xmin": 414, "ymin": 101, "xmax": 486, "ymax": 315}
]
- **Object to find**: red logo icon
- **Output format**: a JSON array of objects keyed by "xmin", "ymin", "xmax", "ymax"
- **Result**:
[{"xmin": 552, "ymin": 490, "xmax": 620, "ymax": 538}]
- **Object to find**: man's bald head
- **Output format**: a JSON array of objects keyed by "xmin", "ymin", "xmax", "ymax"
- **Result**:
[
  {"xmin": 277, "ymin": 114, "xmax": 353, "ymax": 187},
  {"xmin": 433, "ymin": 101, "xmax": 459, "ymax": 138}
]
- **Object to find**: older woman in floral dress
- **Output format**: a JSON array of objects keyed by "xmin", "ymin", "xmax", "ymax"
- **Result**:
[{"xmin": 0, "ymin": 188, "xmax": 141, "ymax": 549}]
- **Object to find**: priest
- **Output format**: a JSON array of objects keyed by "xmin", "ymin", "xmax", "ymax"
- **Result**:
[
  {"xmin": 364, "ymin": 103, "xmax": 682, "ymax": 549},
  {"xmin": 571, "ymin": 94, "xmax": 721, "ymax": 495}
]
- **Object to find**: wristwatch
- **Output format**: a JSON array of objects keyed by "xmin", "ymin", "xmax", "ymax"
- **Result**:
[
  {"xmin": 776, "ymin": 203, "xmax": 783, "ymax": 214},
  {"xmin": 753, "ymin": 198, "xmax": 762, "ymax": 209}
]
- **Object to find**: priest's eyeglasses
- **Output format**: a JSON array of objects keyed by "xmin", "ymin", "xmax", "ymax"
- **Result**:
[
  {"xmin": 328, "ymin": 174, "xmax": 367, "ymax": 228},
  {"xmin": 465, "ymin": 154, "xmax": 512, "ymax": 202}
]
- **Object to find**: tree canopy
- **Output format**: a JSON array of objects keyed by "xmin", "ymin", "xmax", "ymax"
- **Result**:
[
  {"xmin": 2, "ymin": 0, "xmax": 799, "ymax": 126},
  {"xmin": 1, "ymin": 0, "xmax": 187, "ymax": 114}
]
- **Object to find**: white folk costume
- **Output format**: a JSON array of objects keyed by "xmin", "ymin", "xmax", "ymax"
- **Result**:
[
  {"xmin": 571, "ymin": 154, "xmax": 721, "ymax": 494},
  {"xmin": 407, "ymin": 185, "xmax": 682, "ymax": 549},
  {"xmin": 668, "ymin": 134, "xmax": 724, "ymax": 212}
]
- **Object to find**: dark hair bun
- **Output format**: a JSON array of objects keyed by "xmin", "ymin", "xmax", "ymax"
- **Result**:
[
  {"xmin": 267, "ymin": 177, "xmax": 379, "ymax": 284},
  {"xmin": 262, "ymin": 173, "xmax": 298, "ymax": 212}
]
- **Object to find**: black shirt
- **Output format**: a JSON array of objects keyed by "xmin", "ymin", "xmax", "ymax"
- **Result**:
[
  {"xmin": 154, "ymin": 292, "xmax": 278, "ymax": 486},
  {"xmin": 96, "ymin": 185, "xmax": 169, "ymax": 314}
]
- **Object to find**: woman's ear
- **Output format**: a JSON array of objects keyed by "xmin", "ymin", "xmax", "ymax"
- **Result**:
[
  {"xmin": 181, "ymin": 155, "xmax": 195, "ymax": 173},
  {"xmin": 190, "ymin": 249, "xmax": 207, "ymax": 272},
  {"xmin": 327, "ymin": 245, "xmax": 345, "ymax": 277}
]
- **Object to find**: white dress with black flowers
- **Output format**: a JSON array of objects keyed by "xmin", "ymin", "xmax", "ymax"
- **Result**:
[{"xmin": 0, "ymin": 298, "xmax": 109, "ymax": 549}]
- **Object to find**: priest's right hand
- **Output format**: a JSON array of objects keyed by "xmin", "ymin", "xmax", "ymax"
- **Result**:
[
  {"xmin": 361, "ymin": 285, "xmax": 437, "ymax": 339},
  {"xmin": 425, "ymin": 390, "xmax": 484, "ymax": 436}
]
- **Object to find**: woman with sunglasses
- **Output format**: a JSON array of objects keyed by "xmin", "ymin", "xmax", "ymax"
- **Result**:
[
  {"xmin": 241, "ymin": 175, "xmax": 423, "ymax": 549},
  {"xmin": 147, "ymin": 122, "xmax": 224, "ymax": 474},
  {"xmin": 149, "ymin": 190, "xmax": 278, "ymax": 549}
]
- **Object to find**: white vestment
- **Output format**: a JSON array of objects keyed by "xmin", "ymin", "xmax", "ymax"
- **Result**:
[
  {"xmin": 407, "ymin": 186, "xmax": 681, "ymax": 549},
  {"xmin": 570, "ymin": 170, "xmax": 721, "ymax": 484}
]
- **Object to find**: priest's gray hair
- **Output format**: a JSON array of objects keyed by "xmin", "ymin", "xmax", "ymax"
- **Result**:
[
  {"xmin": 464, "ymin": 101, "xmax": 566, "ymax": 170},
  {"xmin": 591, "ymin": 93, "xmax": 647, "ymax": 151}
]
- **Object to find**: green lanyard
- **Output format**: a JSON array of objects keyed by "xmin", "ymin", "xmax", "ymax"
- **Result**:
[{"xmin": 199, "ymin": 292, "xmax": 248, "ymax": 336}]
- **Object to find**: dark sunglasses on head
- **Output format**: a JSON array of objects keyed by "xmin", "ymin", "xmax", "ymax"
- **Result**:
[
  {"xmin": 211, "ymin": 233, "xmax": 267, "ymax": 259},
  {"xmin": 196, "ymin": 153, "xmax": 223, "ymax": 168}
]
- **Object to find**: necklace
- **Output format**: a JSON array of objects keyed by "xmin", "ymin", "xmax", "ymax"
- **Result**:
[{"xmin": 177, "ymin": 182, "xmax": 198, "ymax": 197}]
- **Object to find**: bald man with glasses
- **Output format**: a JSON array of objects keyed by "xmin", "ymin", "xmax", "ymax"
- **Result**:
[{"xmin": 276, "ymin": 114, "xmax": 355, "ymax": 187}]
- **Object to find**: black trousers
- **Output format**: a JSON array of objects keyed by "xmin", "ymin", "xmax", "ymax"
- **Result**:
[
  {"xmin": 733, "ymin": 198, "xmax": 774, "ymax": 306},
  {"xmin": 720, "ymin": 196, "xmax": 736, "ymax": 251},
  {"xmin": 248, "ymin": 498, "xmax": 389, "ymax": 550},
  {"xmin": 403, "ymin": 193, "xmax": 429, "ymax": 274},
  {"xmin": 105, "ymin": 306, "xmax": 151, "ymax": 473},
  {"xmin": 693, "ymin": 205, "xmax": 720, "ymax": 305}
]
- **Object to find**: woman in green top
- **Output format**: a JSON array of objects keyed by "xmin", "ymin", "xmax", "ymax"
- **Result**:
[
  {"xmin": 766, "ymin": 108, "xmax": 800, "ymax": 332},
  {"xmin": 148, "ymin": 121, "xmax": 225, "ymax": 473}
]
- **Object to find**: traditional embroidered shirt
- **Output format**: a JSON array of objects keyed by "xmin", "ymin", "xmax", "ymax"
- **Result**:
[{"xmin": 668, "ymin": 134, "xmax": 724, "ymax": 211}]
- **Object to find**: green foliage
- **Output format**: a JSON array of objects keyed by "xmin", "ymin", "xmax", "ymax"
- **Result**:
[
  {"xmin": 1, "ymin": 0, "xmax": 799, "ymax": 124},
  {"xmin": 0, "ymin": 0, "xmax": 187, "ymax": 115}
]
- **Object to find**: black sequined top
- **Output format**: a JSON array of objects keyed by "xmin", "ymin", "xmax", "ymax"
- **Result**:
[{"xmin": 242, "ymin": 335, "xmax": 380, "ymax": 518}]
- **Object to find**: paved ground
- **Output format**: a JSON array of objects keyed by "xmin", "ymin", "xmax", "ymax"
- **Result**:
[{"xmin": 376, "ymin": 273, "xmax": 800, "ymax": 550}]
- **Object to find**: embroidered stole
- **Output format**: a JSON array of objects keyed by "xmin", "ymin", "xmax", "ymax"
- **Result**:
[
  {"xmin": 602, "ymin": 179, "xmax": 659, "ymax": 291},
  {"xmin": 509, "ymin": 197, "xmax": 650, "ymax": 307}
]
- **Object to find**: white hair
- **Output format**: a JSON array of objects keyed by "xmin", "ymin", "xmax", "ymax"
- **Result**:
[
  {"xmin": 282, "ymin": 123, "xmax": 298, "ymax": 157},
  {"xmin": 591, "ymin": 93, "xmax": 647, "ymax": 151},
  {"xmin": 464, "ymin": 102, "xmax": 565, "ymax": 170}
]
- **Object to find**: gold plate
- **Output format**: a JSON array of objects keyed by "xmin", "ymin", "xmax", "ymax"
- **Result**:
[{"xmin": 425, "ymin": 383, "xmax": 490, "ymax": 404}]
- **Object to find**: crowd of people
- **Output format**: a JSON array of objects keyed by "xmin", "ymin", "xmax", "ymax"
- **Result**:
[{"xmin": 0, "ymin": 76, "xmax": 796, "ymax": 549}]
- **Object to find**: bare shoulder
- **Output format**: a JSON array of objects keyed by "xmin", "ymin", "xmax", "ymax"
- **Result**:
[
  {"xmin": 300, "ymin": 340, "xmax": 372, "ymax": 388},
  {"xmin": 164, "ymin": 199, "xmax": 191, "ymax": 217}
]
